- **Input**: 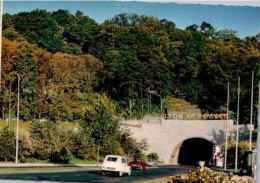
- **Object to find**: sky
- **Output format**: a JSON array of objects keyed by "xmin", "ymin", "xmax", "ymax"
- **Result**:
[
  {"xmin": 117, "ymin": 0, "xmax": 260, "ymax": 6},
  {"xmin": 2, "ymin": 1, "xmax": 260, "ymax": 37},
  {"xmin": 2, "ymin": 0, "xmax": 260, "ymax": 7}
]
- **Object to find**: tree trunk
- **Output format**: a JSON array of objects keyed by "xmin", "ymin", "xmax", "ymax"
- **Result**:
[
  {"xmin": 2, "ymin": 106, "xmax": 4, "ymax": 119},
  {"xmin": 160, "ymin": 96, "xmax": 163, "ymax": 110},
  {"xmin": 129, "ymin": 87, "xmax": 132, "ymax": 116},
  {"xmin": 141, "ymin": 87, "xmax": 143, "ymax": 114},
  {"xmin": 129, "ymin": 98, "xmax": 132, "ymax": 116}
]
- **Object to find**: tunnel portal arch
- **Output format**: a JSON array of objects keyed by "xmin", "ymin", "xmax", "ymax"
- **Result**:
[{"xmin": 171, "ymin": 137, "xmax": 214, "ymax": 165}]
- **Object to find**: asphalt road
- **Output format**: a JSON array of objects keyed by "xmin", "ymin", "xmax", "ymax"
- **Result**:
[{"xmin": 0, "ymin": 165, "xmax": 196, "ymax": 183}]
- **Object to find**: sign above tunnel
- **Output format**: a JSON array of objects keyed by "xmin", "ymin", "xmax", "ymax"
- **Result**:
[{"xmin": 165, "ymin": 112, "xmax": 227, "ymax": 120}]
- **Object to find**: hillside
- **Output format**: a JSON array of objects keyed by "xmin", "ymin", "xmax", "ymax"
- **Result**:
[{"xmin": 1, "ymin": 9, "xmax": 259, "ymax": 123}]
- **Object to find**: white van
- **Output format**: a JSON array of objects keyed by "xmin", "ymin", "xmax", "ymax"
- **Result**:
[{"xmin": 101, "ymin": 155, "xmax": 131, "ymax": 177}]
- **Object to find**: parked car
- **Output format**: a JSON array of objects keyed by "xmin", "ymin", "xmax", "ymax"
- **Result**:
[
  {"xmin": 129, "ymin": 158, "xmax": 148, "ymax": 170},
  {"xmin": 101, "ymin": 155, "xmax": 131, "ymax": 177},
  {"xmin": 146, "ymin": 160, "xmax": 158, "ymax": 167}
]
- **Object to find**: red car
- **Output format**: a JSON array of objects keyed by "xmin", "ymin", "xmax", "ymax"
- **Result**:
[{"xmin": 128, "ymin": 158, "xmax": 148, "ymax": 170}]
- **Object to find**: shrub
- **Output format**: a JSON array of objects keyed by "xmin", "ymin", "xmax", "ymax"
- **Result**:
[
  {"xmin": 0, "ymin": 127, "xmax": 16, "ymax": 162},
  {"xmin": 147, "ymin": 152, "xmax": 159, "ymax": 162},
  {"xmin": 227, "ymin": 140, "xmax": 256, "ymax": 167},
  {"xmin": 168, "ymin": 167, "xmax": 254, "ymax": 183},
  {"xmin": 50, "ymin": 147, "xmax": 70, "ymax": 163}
]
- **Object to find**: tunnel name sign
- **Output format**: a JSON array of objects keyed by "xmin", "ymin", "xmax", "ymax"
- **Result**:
[{"xmin": 166, "ymin": 113, "xmax": 227, "ymax": 120}]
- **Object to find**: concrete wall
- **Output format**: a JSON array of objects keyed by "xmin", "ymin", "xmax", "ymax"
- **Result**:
[{"xmin": 122, "ymin": 117, "xmax": 247, "ymax": 164}]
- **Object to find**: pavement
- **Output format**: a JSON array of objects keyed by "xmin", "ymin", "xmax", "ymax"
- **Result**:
[{"xmin": 0, "ymin": 165, "xmax": 196, "ymax": 182}]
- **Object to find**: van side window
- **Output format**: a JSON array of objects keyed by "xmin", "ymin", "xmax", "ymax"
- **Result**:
[{"xmin": 122, "ymin": 158, "xmax": 126, "ymax": 163}]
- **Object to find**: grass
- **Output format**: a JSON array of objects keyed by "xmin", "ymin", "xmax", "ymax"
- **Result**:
[
  {"xmin": 69, "ymin": 156, "xmax": 98, "ymax": 164},
  {"xmin": 0, "ymin": 157, "xmax": 100, "ymax": 165},
  {"xmin": 0, "ymin": 167, "xmax": 90, "ymax": 173},
  {"xmin": 0, "ymin": 120, "xmax": 31, "ymax": 131},
  {"xmin": 0, "ymin": 120, "xmax": 80, "ymax": 130},
  {"xmin": 120, "ymin": 123, "xmax": 142, "ymax": 128},
  {"xmin": 164, "ymin": 97, "xmax": 200, "ymax": 112}
]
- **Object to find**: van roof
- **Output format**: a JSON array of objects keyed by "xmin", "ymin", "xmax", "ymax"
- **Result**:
[{"xmin": 105, "ymin": 155, "xmax": 125, "ymax": 158}]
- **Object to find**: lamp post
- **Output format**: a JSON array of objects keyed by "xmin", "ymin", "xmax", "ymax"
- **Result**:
[
  {"xmin": 0, "ymin": 0, "xmax": 3, "ymax": 109},
  {"xmin": 249, "ymin": 71, "xmax": 254, "ymax": 151},
  {"xmin": 256, "ymin": 81, "xmax": 260, "ymax": 183},
  {"xmin": 235, "ymin": 77, "xmax": 240, "ymax": 172},
  {"xmin": 15, "ymin": 74, "xmax": 20, "ymax": 164},
  {"xmin": 224, "ymin": 82, "xmax": 229, "ymax": 170}
]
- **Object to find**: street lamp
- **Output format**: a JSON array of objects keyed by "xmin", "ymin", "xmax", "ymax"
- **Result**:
[
  {"xmin": 224, "ymin": 82, "xmax": 229, "ymax": 170},
  {"xmin": 0, "ymin": 0, "xmax": 3, "ymax": 106},
  {"xmin": 15, "ymin": 74, "xmax": 21, "ymax": 164},
  {"xmin": 256, "ymin": 81, "xmax": 260, "ymax": 182}
]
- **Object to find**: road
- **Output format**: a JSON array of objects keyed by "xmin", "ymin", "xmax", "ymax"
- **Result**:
[{"xmin": 0, "ymin": 165, "xmax": 195, "ymax": 183}]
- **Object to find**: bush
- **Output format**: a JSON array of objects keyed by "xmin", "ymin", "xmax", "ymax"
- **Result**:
[
  {"xmin": 50, "ymin": 147, "xmax": 70, "ymax": 163},
  {"xmin": 227, "ymin": 140, "xmax": 256, "ymax": 167},
  {"xmin": 68, "ymin": 131, "xmax": 95, "ymax": 160},
  {"xmin": 29, "ymin": 122, "xmax": 60, "ymax": 160},
  {"xmin": 168, "ymin": 167, "xmax": 254, "ymax": 183},
  {"xmin": 101, "ymin": 134, "xmax": 125, "ymax": 156},
  {"xmin": 147, "ymin": 152, "xmax": 159, "ymax": 162},
  {"xmin": 0, "ymin": 127, "xmax": 16, "ymax": 162}
]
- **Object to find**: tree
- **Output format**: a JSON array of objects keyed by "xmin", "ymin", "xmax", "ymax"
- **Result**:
[
  {"xmin": 200, "ymin": 21, "xmax": 214, "ymax": 37},
  {"xmin": 13, "ymin": 10, "xmax": 63, "ymax": 52},
  {"xmin": 67, "ymin": 130, "xmax": 95, "ymax": 160},
  {"xmin": 0, "ymin": 127, "xmax": 15, "ymax": 162},
  {"xmin": 12, "ymin": 41, "xmax": 38, "ymax": 120},
  {"xmin": 147, "ymin": 152, "xmax": 159, "ymax": 161},
  {"xmin": 81, "ymin": 94, "xmax": 118, "ymax": 146},
  {"xmin": 51, "ymin": 9, "xmax": 75, "ymax": 27},
  {"xmin": 18, "ymin": 133, "xmax": 33, "ymax": 162},
  {"xmin": 29, "ymin": 122, "xmax": 60, "ymax": 159},
  {"xmin": 63, "ymin": 11, "xmax": 99, "ymax": 53}
]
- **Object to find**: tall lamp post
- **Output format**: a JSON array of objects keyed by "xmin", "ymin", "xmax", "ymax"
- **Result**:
[
  {"xmin": 15, "ymin": 74, "xmax": 21, "ymax": 164},
  {"xmin": 0, "ymin": 0, "xmax": 3, "ymax": 105},
  {"xmin": 256, "ymin": 81, "xmax": 260, "ymax": 182},
  {"xmin": 235, "ymin": 77, "xmax": 240, "ymax": 172},
  {"xmin": 249, "ymin": 71, "xmax": 254, "ymax": 151},
  {"xmin": 224, "ymin": 82, "xmax": 229, "ymax": 170}
]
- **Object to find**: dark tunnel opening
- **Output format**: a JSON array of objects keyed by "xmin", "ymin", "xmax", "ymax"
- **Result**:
[{"xmin": 178, "ymin": 138, "xmax": 213, "ymax": 166}]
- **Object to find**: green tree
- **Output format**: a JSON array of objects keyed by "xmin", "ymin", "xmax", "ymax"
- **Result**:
[
  {"xmin": 63, "ymin": 10, "xmax": 99, "ymax": 53},
  {"xmin": 0, "ymin": 127, "xmax": 15, "ymax": 162},
  {"xmin": 81, "ymin": 95, "xmax": 118, "ymax": 146},
  {"xmin": 29, "ymin": 122, "xmax": 60, "ymax": 160},
  {"xmin": 13, "ymin": 10, "xmax": 63, "ymax": 52},
  {"xmin": 147, "ymin": 152, "xmax": 159, "ymax": 161}
]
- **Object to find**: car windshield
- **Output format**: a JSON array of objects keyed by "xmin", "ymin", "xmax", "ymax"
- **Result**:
[{"xmin": 107, "ymin": 157, "xmax": 118, "ymax": 162}]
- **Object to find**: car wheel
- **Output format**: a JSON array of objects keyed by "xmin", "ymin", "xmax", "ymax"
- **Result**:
[{"xmin": 118, "ymin": 171, "xmax": 123, "ymax": 177}]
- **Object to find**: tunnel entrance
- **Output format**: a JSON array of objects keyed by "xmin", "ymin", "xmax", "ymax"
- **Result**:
[{"xmin": 178, "ymin": 138, "xmax": 213, "ymax": 166}]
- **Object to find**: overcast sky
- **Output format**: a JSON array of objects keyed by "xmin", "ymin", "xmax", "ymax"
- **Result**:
[
  {"xmin": 117, "ymin": 0, "xmax": 260, "ymax": 7},
  {"xmin": 2, "ymin": 0, "xmax": 260, "ymax": 7}
]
